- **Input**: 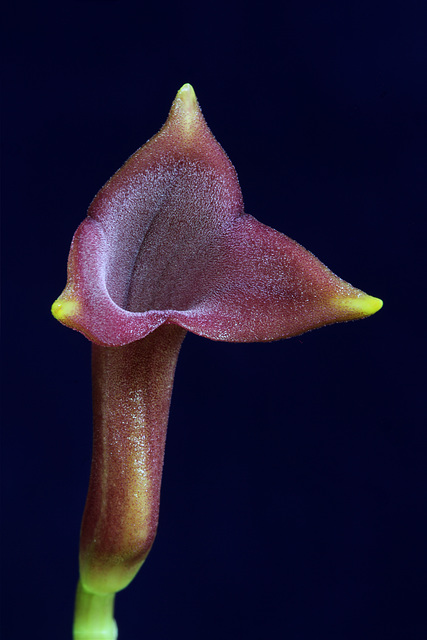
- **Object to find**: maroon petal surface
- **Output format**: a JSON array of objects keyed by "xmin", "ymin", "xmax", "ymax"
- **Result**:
[{"xmin": 52, "ymin": 84, "xmax": 381, "ymax": 345}]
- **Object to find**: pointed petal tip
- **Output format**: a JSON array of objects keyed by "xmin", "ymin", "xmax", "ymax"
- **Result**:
[
  {"xmin": 168, "ymin": 84, "xmax": 202, "ymax": 136},
  {"xmin": 174, "ymin": 83, "xmax": 198, "ymax": 111},
  {"xmin": 51, "ymin": 297, "xmax": 80, "ymax": 323},
  {"xmin": 177, "ymin": 82, "xmax": 196, "ymax": 99},
  {"xmin": 333, "ymin": 293, "xmax": 383, "ymax": 319}
]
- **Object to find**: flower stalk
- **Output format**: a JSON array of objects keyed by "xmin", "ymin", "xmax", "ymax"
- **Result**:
[{"xmin": 73, "ymin": 580, "xmax": 117, "ymax": 640}]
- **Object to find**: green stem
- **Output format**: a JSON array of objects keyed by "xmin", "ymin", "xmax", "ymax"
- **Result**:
[{"xmin": 73, "ymin": 579, "xmax": 117, "ymax": 639}]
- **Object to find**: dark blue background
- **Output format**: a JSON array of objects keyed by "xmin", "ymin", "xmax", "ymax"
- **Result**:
[{"xmin": 2, "ymin": 1, "xmax": 426, "ymax": 639}]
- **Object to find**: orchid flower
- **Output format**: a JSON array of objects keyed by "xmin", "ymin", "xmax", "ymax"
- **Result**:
[{"xmin": 52, "ymin": 84, "xmax": 382, "ymax": 639}]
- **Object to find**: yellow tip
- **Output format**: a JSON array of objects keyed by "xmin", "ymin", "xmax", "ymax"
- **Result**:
[
  {"xmin": 170, "ymin": 83, "xmax": 201, "ymax": 136},
  {"xmin": 176, "ymin": 83, "xmax": 197, "ymax": 107},
  {"xmin": 51, "ymin": 298, "xmax": 80, "ymax": 322},
  {"xmin": 335, "ymin": 293, "xmax": 383, "ymax": 318}
]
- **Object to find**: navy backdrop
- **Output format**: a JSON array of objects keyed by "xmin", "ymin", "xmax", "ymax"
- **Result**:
[{"xmin": 2, "ymin": 1, "xmax": 426, "ymax": 639}]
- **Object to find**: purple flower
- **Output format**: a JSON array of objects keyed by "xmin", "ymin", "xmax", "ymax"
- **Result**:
[{"xmin": 52, "ymin": 84, "xmax": 382, "ymax": 637}]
